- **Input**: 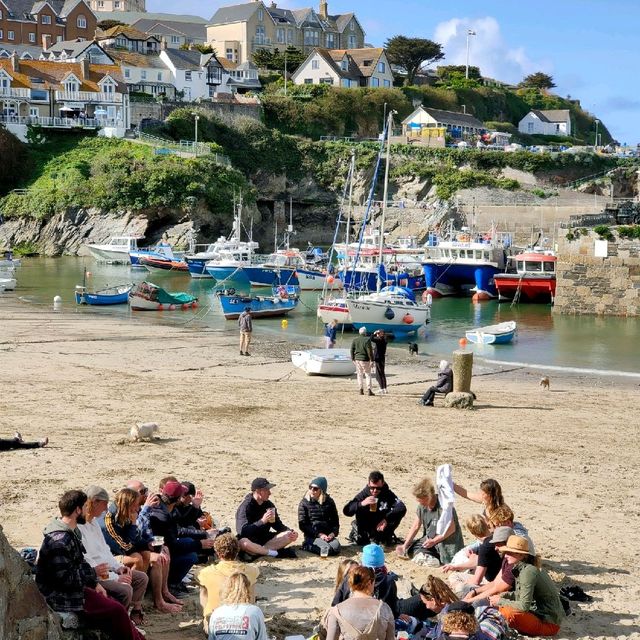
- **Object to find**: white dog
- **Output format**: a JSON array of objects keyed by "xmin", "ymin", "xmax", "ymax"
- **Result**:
[{"xmin": 130, "ymin": 422, "xmax": 159, "ymax": 442}]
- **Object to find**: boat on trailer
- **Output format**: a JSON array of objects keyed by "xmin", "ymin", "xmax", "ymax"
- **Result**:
[
  {"xmin": 75, "ymin": 283, "xmax": 132, "ymax": 305},
  {"xmin": 291, "ymin": 348, "xmax": 356, "ymax": 376},
  {"xmin": 465, "ymin": 321, "xmax": 517, "ymax": 345}
]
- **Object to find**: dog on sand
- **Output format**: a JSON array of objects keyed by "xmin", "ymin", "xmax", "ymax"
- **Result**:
[
  {"xmin": 540, "ymin": 376, "xmax": 550, "ymax": 390},
  {"xmin": 130, "ymin": 422, "xmax": 159, "ymax": 442},
  {"xmin": 409, "ymin": 342, "xmax": 419, "ymax": 355}
]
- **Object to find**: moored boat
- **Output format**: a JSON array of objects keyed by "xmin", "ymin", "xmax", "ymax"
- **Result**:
[
  {"xmin": 129, "ymin": 281, "xmax": 198, "ymax": 311},
  {"xmin": 75, "ymin": 283, "xmax": 132, "ymax": 305},
  {"xmin": 465, "ymin": 321, "xmax": 517, "ymax": 345},
  {"xmin": 217, "ymin": 290, "xmax": 297, "ymax": 319},
  {"xmin": 130, "ymin": 241, "xmax": 184, "ymax": 268},
  {"xmin": 494, "ymin": 251, "xmax": 557, "ymax": 303},
  {"xmin": 87, "ymin": 236, "xmax": 141, "ymax": 263},
  {"xmin": 139, "ymin": 255, "xmax": 189, "ymax": 272},
  {"xmin": 317, "ymin": 296, "xmax": 352, "ymax": 326},
  {"xmin": 291, "ymin": 348, "xmax": 356, "ymax": 376}
]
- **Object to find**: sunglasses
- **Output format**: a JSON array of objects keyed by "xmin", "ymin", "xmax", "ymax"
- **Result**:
[
  {"xmin": 309, "ymin": 485, "xmax": 321, "ymax": 491},
  {"xmin": 368, "ymin": 485, "xmax": 383, "ymax": 492},
  {"xmin": 139, "ymin": 487, "xmax": 148, "ymax": 495},
  {"xmin": 419, "ymin": 589, "xmax": 432, "ymax": 598}
]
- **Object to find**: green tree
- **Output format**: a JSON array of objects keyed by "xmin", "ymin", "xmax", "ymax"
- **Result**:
[
  {"xmin": 438, "ymin": 65, "xmax": 481, "ymax": 81},
  {"xmin": 96, "ymin": 19, "xmax": 125, "ymax": 31},
  {"xmin": 180, "ymin": 43, "xmax": 215, "ymax": 54},
  {"xmin": 384, "ymin": 35, "xmax": 444, "ymax": 86},
  {"xmin": 253, "ymin": 46, "xmax": 305, "ymax": 74},
  {"xmin": 519, "ymin": 72, "xmax": 556, "ymax": 90}
]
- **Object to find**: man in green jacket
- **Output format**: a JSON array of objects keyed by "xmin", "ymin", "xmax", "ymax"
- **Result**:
[{"xmin": 350, "ymin": 327, "xmax": 374, "ymax": 396}]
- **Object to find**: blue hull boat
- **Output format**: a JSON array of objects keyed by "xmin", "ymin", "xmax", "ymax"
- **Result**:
[
  {"xmin": 423, "ymin": 263, "xmax": 500, "ymax": 298},
  {"xmin": 342, "ymin": 268, "xmax": 425, "ymax": 293},
  {"xmin": 217, "ymin": 291, "xmax": 298, "ymax": 319},
  {"xmin": 205, "ymin": 264, "xmax": 251, "ymax": 283},
  {"xmin": 241, "ymin": 265, "xmax": 298, "ymax": 288},
  {"xmin": 74, "ymin": 284, "xmax": 132, "ymax": 306},
  {"xmin": 465, "ymin": 321, "xmax": 517, "ymax": 345}
]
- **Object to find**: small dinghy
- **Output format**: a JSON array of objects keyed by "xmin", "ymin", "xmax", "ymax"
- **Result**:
[
  {"xmin": 217, "ymin": 289, "xmax": 297, "ymax": 320},
  {"xmin": 465, "ymin": 321, "xmax": 517, "ymax": 345},
  {"xmin": 291, "ymin": 348, "xmax": 356, "ymax": 376},
  {"xmin": 75, "ymin": 283, "xmax": 132, "ymax": 305}
]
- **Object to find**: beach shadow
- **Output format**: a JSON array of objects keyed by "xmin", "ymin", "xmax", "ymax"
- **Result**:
[
  {"xmin": 472, "ymin": 404, "xmax": 554, "ymax": 411},
  {"xmin": 569, "ymin": 610, "xmax": 640, "ymax": 637},
  {"xmin": 546, "ymin": 558, "xmax": 630, "ymax": 577}
]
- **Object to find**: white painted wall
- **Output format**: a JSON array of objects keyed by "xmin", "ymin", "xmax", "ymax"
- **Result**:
[{"xmin": 292, "ymin": 51, "xmax": 339, "ymax": 85}]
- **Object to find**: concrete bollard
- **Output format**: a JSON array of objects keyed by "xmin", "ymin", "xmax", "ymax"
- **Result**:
[{"xmin": 452, "ymin": 349, "xmax": 473, "ymax": 393}]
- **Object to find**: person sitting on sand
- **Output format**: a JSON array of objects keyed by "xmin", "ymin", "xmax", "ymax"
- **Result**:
[
  {"xmin": 36, "ymin": 489, "xmax": 145, "ymax": 639},
  {"xmin": 343, "ymin": 470, "xmax": 406, "ymax": 546},
  {"xmin": 208, "ymin": 573, "xmax": 267, "ymax": 640},
  {"xmin": 437, "ymin": 601, "xmax": 493, "ymax": 640},
  {"xmin": 0, "ymin": 432, "xmax": 47, "ymax": 450},
  {"xmin": 490, "ymin": 536, "xmax": 564, "ymax": 637},
  {"xmin": 198, "ymin": 533, "xmax": 260, "ymax": 632},
  {"xmin": 78, "ymin": 485, "xmax": 149, "ymax": 627},
  {"xmin": 454, "ymin": 478, "xmax": 504, "ymax": 516},
  {"xmin": 419, "ymin": 360, "xmax": 453, "ymax": 406},
  {"xmin": 235, "ymin": 477, "xmax": 298, "ymax": 559},
  {"xmin": 486, "ymin": 504, "xmax": 532, "ymax": 548},
  {"xmin": 298, "ymin": 476, "xmax": 341, "ymax": 557},
  {"xmin": 102, "ymin": 487, "xmax": 182, "ymax": 614},
  {"xmin": 397, "ymin": 477, "xmax": 464, "ymax": 568},
  {"xmin": 332, "ymin": 544, "xmax": 398, "ymax": 617},
  {"xmin": 326, "ymin": 565, "xmax": 395, "ymax": 640}
]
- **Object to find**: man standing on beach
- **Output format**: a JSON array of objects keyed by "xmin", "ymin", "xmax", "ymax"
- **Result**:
[
  {"xmin": 238, "ymin": 307, "xmax": 252, "ymax": 356},
  {"xmin": 350, "ymin": 326, "xmax": 374, "ymax": 396},
  {"xmin": 236, "ymin": 477, "xmax": 298, "ymax": 559},
  {"xmin": 343, "ymin": 471, "xmax": 407, "ymax": 546}
]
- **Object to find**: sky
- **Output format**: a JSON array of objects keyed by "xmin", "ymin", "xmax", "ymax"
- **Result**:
[{"xmin": 147, "ymin": 0, "xmax": 640, "ymax": 144}]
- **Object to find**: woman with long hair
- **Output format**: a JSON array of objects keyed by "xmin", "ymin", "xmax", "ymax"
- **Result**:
[
  {"xmin": 102, "ymin": 488, "xmax": 181, "ymax": 614},
  {"xmin": 208, "ymin": 573, "xmax": 267, "ymax": 640},
  {"xmin": 298, "ymin": 476, "xmax": 340, "ymax": 556},
  {"xmin": 325, "ymin": 566, "xmax": 395, "ymax": 640},
  {"xmin": 453, "ymin": 478, "xmax": 504, "ymax": 514}
]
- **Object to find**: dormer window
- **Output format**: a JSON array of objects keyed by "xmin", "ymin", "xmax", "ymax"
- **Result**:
[
  {"xmin": 100, "ymin": 78, "xmax": 115, "ymax": 93},
  {"xmin": 42, "ymin": 15, "xmax": 51, "ymax": 24},
  {"xmin": 258, "ymin": 7, "xmax": 264, "ymax": 21},
  {"xmin": 64, "ymin": 78, "xmax": 79, "ymax": 93},
  {"xmin": 340, "ymin": 59, "xmax": 348, "ymax": 71},
  {"xmin": 0, "ymin": 72, "xmax": 11, "ymax": 91},
  {"xmin": 77, "ymin": 15, "xmax": 87, "ymax": 29}
]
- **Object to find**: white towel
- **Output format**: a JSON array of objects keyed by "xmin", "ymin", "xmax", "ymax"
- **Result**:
[{"xmin": 436, "ymin": 464, "xmax": 455, "ymax": 536}]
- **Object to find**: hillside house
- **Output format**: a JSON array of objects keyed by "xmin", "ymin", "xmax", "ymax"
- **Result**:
[
  {"xmin": 401, "ymin": 106, "xmax": 485, "ymax": 141},
  {"xmin": 131, "ymin": 17, "xmax": 206, "ymax": 49},
  {"xmin": 96, "ymin": 24, "xmax": 160, "ymax": 54},
  {"xmin": 41, "ymin": 38, "xmax": 114, "ymax": 63},
  {"xmin": 518, "ymin": 109, "xmax": 572, "ymax": 137},
  {"xmin": 291, "ymin": 47, "xmax": 393, "ymax": 88},
  {"xmin": 107, "ymin": 48, "xmax": 175, "ymax": 98},
  {"xmin": 159, "ymin": 48, "xmax": 227, "ymax": 100},
  {"xmin": 88, "ymin": 0, "xmax": 145, "ymax": 11}
]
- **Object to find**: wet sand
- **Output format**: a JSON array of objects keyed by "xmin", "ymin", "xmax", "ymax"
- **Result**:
[{"xmin": 0, "ymin": 300, "xmax": 639, "ymax": 639}]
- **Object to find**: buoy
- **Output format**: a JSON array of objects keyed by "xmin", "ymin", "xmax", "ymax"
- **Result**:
[
  {"xmin": 86, "ymin": 272, "xmax": 92, "ymax": 277},
  {"xmin": 182, "ymin": 304, "xmax": 188, "ymax": 310},
  {"xmin": 53, "ymin": 295, "xmax": 62, "ymax": 311},
  {"xmin": 459, "ymin": 337, "xmax": 468, "ymax": 348},
  {"xmin": 402, "ymin": 313, "xmax": 414, "ymax": 324},
  {"xmin": 327, "ymin": 275, "xmax": 335, "ymax": 285},
  {"xmin": 169, "ymin": 304, "xmax": 176, "ymax": 310},
  {"xmin": 192, "ymin": 301, "xmax": 198, "ymax": 308},
  {"xmin": 281, "ymin": 319, "xmax": 288, "ymax": 329},
  {"xmin": 384, "ymin": 306, "xmax": 395, "ymax": 320}
]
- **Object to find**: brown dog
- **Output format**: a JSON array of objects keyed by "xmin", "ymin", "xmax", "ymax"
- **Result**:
[{"xmin": 540, "ymin": 376, "xmax": 550, "ymax": 390}]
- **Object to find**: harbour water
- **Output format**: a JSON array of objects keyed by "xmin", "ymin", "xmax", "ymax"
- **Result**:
[{"xmin": 7, "ymin": 257, "xmax": 640, "ymax": 376}]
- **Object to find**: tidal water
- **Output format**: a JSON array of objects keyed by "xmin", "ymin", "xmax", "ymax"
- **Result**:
[{"xmin": 7, "ymin": 257, "xmax": 640, "ymax": 377}]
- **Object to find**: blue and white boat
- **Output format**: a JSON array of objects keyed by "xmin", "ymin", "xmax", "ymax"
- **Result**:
[
  {"xmin": 421, "ymin": 229, "xmax": 511, "ymax": 301},
  {"xmin": 465, "ymin": 321, "xmax": 517, "ymax": 345},
  {"xmin": 130, "ymin": 241, "xmax": 183, "ymax": 268},
  {"xmin": 204, "ymin": 247, "xmax": 253, "ymax": 284},
  {"xmin": 74, "ymin": 283, "xmax": 133, "ymax": 305},
  {"xmin": 217, "ymin": 290, "xmax": 298, "ymax": 320},
  {"xmin": 241, "ymin": 250, "xmax": 300, "ymax": 288}
]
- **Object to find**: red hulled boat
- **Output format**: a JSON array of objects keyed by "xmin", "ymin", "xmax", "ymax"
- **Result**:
[{"xmin": 494, "ymin": 251, "xmax": 557, "ymax": 303}]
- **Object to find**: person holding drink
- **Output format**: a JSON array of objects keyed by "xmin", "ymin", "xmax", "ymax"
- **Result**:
[
  {"xmin": 236, "ymin": 477, "xmax": 298, "ymax": 559},
  {"xmin": 298, "ymin": 476, "xmax": 341, "ymax": 557}
]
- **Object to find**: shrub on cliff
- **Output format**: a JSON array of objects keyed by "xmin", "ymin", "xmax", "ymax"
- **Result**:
[{"xmin": 0, "ymin": 126, "xmax": 29, "ymax": 196}]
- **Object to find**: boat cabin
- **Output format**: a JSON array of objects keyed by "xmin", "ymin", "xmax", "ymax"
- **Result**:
[
  {"xmin": 429, "ymin": 243, "xmax": 503, "ymax": 266},
  {"xmin": 514, "ymin": 252, "xmax": 556, "ymax": 274},
  {"xmin": 108, "ymin": 237, "xmax": 140, "ymax": 250}
]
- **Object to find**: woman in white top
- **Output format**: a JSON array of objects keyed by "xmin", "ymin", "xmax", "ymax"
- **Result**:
[{"xmin": 209, "ymin": 573, "xmax": 267, "ymax": 640}]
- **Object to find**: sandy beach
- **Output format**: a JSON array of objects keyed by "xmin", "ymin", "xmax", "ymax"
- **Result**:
[{"xmin": 1, "ymin": 299, "xmax": 639, "ymax": 640}]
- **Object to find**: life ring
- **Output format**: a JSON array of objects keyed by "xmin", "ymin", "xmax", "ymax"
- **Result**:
[
  {"xmin": 277, "ymin": 286, "xmax": 288, "ymax": 299},
  {"xmin": 458, "ymin": 234, "xmax": 471, "ymax": 242}
]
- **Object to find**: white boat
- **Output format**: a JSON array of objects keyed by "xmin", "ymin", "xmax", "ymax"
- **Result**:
[
  {"xmin": 465, "ymin": 321, "xmax": 517, "ymax": 345},
  {"xmin": 291, "ymin": 348, "xmax": 356, "ymax": 376},
  {"xmin": 0, "ymin": 276, "xmax": 16, "ymax": 291},
  {"xmin": 317, "ymin": 296, "xmax": 352, "ymax": 325},
  {"xmin": 87, "ymin": 236, "xmax": 141, "ymax": 263}
]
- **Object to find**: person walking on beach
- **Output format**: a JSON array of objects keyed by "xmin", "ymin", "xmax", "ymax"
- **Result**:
[
  {"xmin": 239, "ymin": 307, "xmax": 252, "ymax": 356},
  {"xmin": 419, "ymin": 360, "xmax": 453, "ymax": 406},
  {"xmin": 0, "ymin": 432, "xmax": 47, "ymax": 450},
  {"xmin": 371, "ymin": 329, "xmax": 388, "ymax": 394},
  {"xmin": 350, "ymin": 327, "xmax": 374, "ymax": 396},
  {"xmin": 324, "ymin": 319, "xmax": 338, "ymax": 349}
]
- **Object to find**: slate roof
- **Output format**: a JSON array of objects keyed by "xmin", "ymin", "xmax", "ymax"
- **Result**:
[
  {"xmin": 91, "ymin": 11, "xmax": 208, "ymax": 25},
  {"xmin": 101, "ymin": 24, "xmax": 153, "ymax": 40},
  {"xmin": 531, "ymin": 109, "xmax": 571, "ymax": 123},
  {"xmin": 132, "ymin": 18, "xmax": 207, "ymax": 41},
  {"xmin": 327, "ymin": 47, "xmax": 383, "ymax": 78},
  {"xmin": 208, "ymin": 1, "xmax": 261, "ymax": 25},
  {"xmin": 162, "ymin": 48, "xmax": 203, "ymax": 71},
  {"xmin": 405, "ymin": 106, "xmax": 484, "ymax": 129},
  {"xmin": 107, "ymin": 48, "xmax": 166, "ymax": 69},
  {"xmin": 44, "ymin": 38, "xmax": 98, "ymax": 56},
  {"xmin": 0, "ymin": 43, "xmax": 43, "ymax": 58}
]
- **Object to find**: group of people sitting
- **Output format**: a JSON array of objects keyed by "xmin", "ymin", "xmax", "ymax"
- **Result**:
[{"xmin": 33, "ymin": 469, "xmax": 565, "ymax": 640}]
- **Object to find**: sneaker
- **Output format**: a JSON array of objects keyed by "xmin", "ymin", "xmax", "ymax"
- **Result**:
[
  {"xmin": 359, "ymin": 389, "xmax": 364, "ymax": 395},
  {"xmin": 240, "ymin": 351, "xmax": 244, "ymax": 355},
  {"xmin": 276, "ymin": 547, "xmax": 297, "ymax": 559},
  {"xmin": 245, "ymin": 352, "xmax": 251, "ymax": 356},
  {"xmin": 368, "ymin": 389, "xmax": 375, "ymax": 396},
  {"xmin": 58, "ymin": 612, "xmax": 79, "ymax": 629},
  {"xmin": 168, "ymin": 583, "xmax": 189, "ymax": 598}
]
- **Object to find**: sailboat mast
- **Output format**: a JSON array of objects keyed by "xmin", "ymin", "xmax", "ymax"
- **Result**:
[
  {"xmin": 345, "ymin": 149, "xmax": 355, "ymax": 247},
  {"xmin": 377, "ymin": 111, "xmax": 394, "ymax": 293},
  {"xmin": 288, "ymin": 196, "xmax": 293, "ymax": 250}
]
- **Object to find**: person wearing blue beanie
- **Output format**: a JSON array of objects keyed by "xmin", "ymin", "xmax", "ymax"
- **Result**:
[
  {"xmin": 361, "ymin": 543, "xmax": 385, "ymax": 568},
  {"xmin": 298, "ymin": 477, "xmax": 340, "ymax": 557}
]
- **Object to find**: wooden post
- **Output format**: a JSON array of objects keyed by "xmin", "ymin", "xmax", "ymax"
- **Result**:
[{"xmin": 452, "ymin": 349, "xmax": 473, "ymax": 393}]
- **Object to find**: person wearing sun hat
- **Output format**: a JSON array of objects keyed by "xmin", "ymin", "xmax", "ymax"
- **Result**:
[
  {"xmin": 298, "ymin": 476, "xmax": 340, "ymax": 557},
  {"xmin": 489, "ymin": 535, "xmax": 564, "ymax": 636}
]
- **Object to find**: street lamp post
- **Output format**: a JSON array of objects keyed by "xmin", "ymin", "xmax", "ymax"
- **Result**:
[
  {"xmin": 284, "ymin": 49, "xmax": 288, "ymax": 97},
  {"xmin": 594, "ymin": 118, "xmax": 599, "ymax": 149},
  {"xmin": 465, "ymin": 29, "xmax": 476, "ymax": 80},
  {"xmin": 461, "ymin": 104, "xmax": 466, "ymax": 114},
  {"xmin": 194, "ymin": 113, "xmax": 200, "ymax": 156}
]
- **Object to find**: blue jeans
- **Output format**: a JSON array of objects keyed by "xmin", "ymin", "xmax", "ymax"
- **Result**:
[{"xmin": 168, "ymin": 537, "xmax": 199, "ymax": 585}]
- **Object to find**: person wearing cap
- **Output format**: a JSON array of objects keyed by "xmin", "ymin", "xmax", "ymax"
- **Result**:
[
  {"xmin": 36, "ymin": 489, "xmax": 145, "ymax": 639},
  {"xmin": 350, "ymin": 326, "xmax": 374, "ymax": 396},
  {"xmin": 238, "ymin": 307, "xmax": 253, "ymax": 356},
  {"xmin": 148, "ymin": 479, "xmax": 216, "ymax": 594},
  {"xmin": 332, "ymin": 543, "xmax": 399, "ymax": 617},
  {"xmin": 325, "ymin": 565, "xmax": 395, "ymax": 640},
  {"xmin": 419, "ymin": 359, "xmax": 453, "ymax": 406},
  {"xmin": 235, "ymin": 477, "xmax": 298, "ymax": 559},
  {"xmin": 78, "ymin": 486, "xmax": 149, "ymax": 626},
  {"xmin": 489, "ymin": 535, "xmax": 564, "ymax": 636},
  {"xmin": 297, "ymin": 476, "xmax": 340, "ymax": 556},
  {"xmin": 343, "ymin": 470, "xmax": 407, "ymax": 547}
]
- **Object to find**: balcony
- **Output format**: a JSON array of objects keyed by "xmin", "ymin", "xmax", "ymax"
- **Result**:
[
  {"xmin": 0, "ymin": 114, "xmax": 124, "ymax": 129},
  {"xmin": 250, "ymin": 37, "xmax": 273, "ymax": 50},
  {"xmin": 54, "ymin": 91, "xmax": 124, "ymax": 103},
  {"xmin": 0, "ymin": 87, "xmax": 31, "ymax": 98}
]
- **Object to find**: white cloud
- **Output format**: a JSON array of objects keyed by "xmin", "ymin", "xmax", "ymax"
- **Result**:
[{"xmin": 433, "ymin": 17, "xmax": 550, "ymax": 84}]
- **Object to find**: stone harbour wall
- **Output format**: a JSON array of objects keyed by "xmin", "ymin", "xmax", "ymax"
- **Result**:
[{"xmin": 553, "ymin": 231, "xmax": 640, "ymax": 316}]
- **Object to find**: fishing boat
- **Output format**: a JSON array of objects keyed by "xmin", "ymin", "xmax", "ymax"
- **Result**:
[
  {"xmin": 130, "ymin": 240, "xmax": 184, "ymax": 268},
  {"xmin": 290, "ymin": 348, "xmax": 356, "ymax": 376},
  {"xmin": 129, "ymin": 281, "xmax": 198, "ymax": 311},
  {"xmin": 139, "ymin": 255, "xmax": 190, "ymax": 272},
  {"xmin": 494, "ymin": 251, "xmax": 557, "ymax": 303},
  {"xmin": 204, "ymin": 247, "xmax": 253, "ymax": 283},
  {"xmin": 0, "ymin": 250, "xmax": 21, "ymax": 269},
  {"xmin": 87, "ymin": 236, "xmax": 142, "ymax": 263},
  {"xmin": 465, "ymin": 321, "xmax": 517, "ymax": 345},
  {"xmin": 74, "ymin": 283, "xmax": 132, "ymax": 305},
  {"xmin": 0, "ymin": 274, "xmax": 16, "ymax": 291},
  {"xmin": 217, "ymin": 290, "xmax": 297, "ymax": 320}
]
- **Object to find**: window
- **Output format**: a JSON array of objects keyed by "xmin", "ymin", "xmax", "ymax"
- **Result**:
[
  {"xmin": 185, "ymin": 71, "xmax": 192, "ymax": 81},
  {"xmin": 378, "ymin": 61, "xmax": 385, "ymax": 73},
  {"xmin": 77, "ymin": 15, "xmax": 87, "ymax": 28},
  {"xmin": 303, "ymin": 30, "xmax": 319, "ymax": 46},
  {"xmin": 141, "ymin": 70, "xmax": 147, "ymax": 79},
  {"xmin": 340, "ymin": 59, "xmax": 348, "ymax": 71},
  {"xmin": 42, "ymin": 15, "xmax": 51, "ymax": 24},
  {"xmin": 124, "ymin": 68, "xmax": 130, "ymax": 78},
  {"xmin": 8, "ymin": 31, "xmax": 15, "ymax": 40},
  {"xmin": 171, "ymin": 35, "xmax": 180, "ymax": 44},
  {"xmin": 114, "ymin": 0, "xmax": 120, "ymax": 7},
  {"xmin": 255, "ymin": 25, "xmax": 265, "ymax": 43},
  {"xmin": 287, "ymin": 29, "xmax": 293, "ymax": 44},
  {"xmin": 319, "ymin": 77, "xmax": 333, "ymax": 85},
  {"xmin": 29, "ymin": 32, "xmax": 36, "ymax": 43},
  {"xmin": 350, "ymin": 20, "xmax": 355, "ymax": 31},
  {"xmin": 157, "ymin": 72, "xmax": 162, "ymax": 81},
  {"xmin": 257, "ymin": 7, "xmax": 264, "ymax": 21},
  {"xmin": 304, "ymin": 78, "xmax": 313, "ymax": 84},
  {"xmin": 0, "ymin": 74, "xmax": 9, "ymax": 90},
  {"xmin": 383, "ymin": 79, "xmax": 391, "ymax": 88},
  {"xmin": 341, "ymin": 78, "xmax": 350, "ymax": 88},
  {"xmin": 56, "ymin": 35, "xmax": 63, "ymax": 42},
  {"xmin": 527, "ymin": 122, "xmax": 533, "ymax": 133},
  {"xmin": 370, "ymin": 77, "xmax": 379, "ymax": 87},
  {"xmin": 276, "ymin": 28, "xmax": 285, "ymax": 44},
  {"xmin": 64, "ymin": 79, "xmax": 78, "ymax": 92},
  {"xmin": 0, "ymin": 30, "xmax": 3, "ymax": 40},
  {"xmin": 326, "ymin": 33, "xmax": 335, "ymax": 48},
  {"xmin": 226, "ymin": 48, "xmax": 234, "ymax": 60},
  {"xmin": 97, "ymin": 1, "xmax": 104, "ymax": 6},
  {"xmin": 311, "ymin": 59, "xmax": 319, "ymax": 70},
  {"xmin": 30, "ymin": 107, "xmax": 39, "ymax": 117},
  {"xmin": 348, "ymin": 35, "xmax": 356, "ymax": 49}
]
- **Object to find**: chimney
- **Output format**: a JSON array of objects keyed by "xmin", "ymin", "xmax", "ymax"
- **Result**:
[
  {"xmin": 42, "ymin": 34, "xmax": 52, "ymax": 51},
  {"xmin": 270, "ymin": 1, "xmax": 277, "ymax": 8},
  {"xmin": 161, "ymin": 38, "xmax": 168, "ymax": 50},
  {"xmin": 10, "ymin": 51, "xmax": 19, "ymax": 72},
  {"xmin": 319, "ymin": 0, "xmax": 328, "ymax": 19},
  {"xmin": 81, "ymin": 57, "xmax": 90, "ymax": 79}
]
